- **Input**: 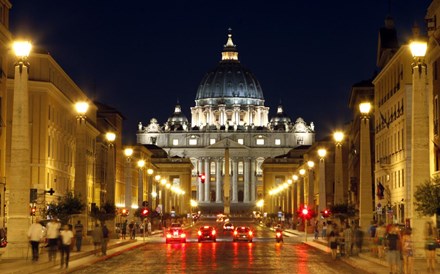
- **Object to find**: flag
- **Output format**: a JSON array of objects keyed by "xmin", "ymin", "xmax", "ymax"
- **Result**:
[
  {"xmin": 376, "ymin": 182, "xmax": 384, "ymax": 199},
  {"xmin": 380, "ymin": 112, "xmax": 389, "ymax": 128}
]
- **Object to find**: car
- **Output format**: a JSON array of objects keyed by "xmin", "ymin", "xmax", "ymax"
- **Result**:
[
  {"xmin": 233, "ymin": 226, "xmax": 253, "ymax": 242},
  {"xmin": 223, "ymin": 222, "xmax": 234, "ymax": 231},
  {"xmin": 198, "ymin": 226, "xmax": 217, "ymax": 242},
  {"xmin": 170, "ymin": 223, "xmax": 182, "ymax": 230},
  {"xmin": 165, "ymin": 228, "xmax": 186, "ymax": 243}
]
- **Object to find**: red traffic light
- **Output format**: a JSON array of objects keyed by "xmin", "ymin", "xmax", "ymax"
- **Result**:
[
  {"xmin": 30, "ymin": 206, "xmax": 36, "ymax": 216},
  {"xmin": 121, "ymin": 208, "xmax": 129, "ymax": 216},
  {"xmin": 199, "ymin": 173, "xmax": 206, "ymax": 183},
  {"xmin": 321, "ymin": 209, "xmax": 330, "ymax": 218},
  {"xmin": 141, "ymin": 208, "xmax": 149, "ymax": 216},
  {"xmin": 302, "ymin": 208, "xmax": 309, "ymax": 216}
]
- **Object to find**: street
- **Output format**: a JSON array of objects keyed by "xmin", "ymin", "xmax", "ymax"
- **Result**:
[{"xmin": 70, "ymin": 217, "xmax": 368, "ymax": 274}]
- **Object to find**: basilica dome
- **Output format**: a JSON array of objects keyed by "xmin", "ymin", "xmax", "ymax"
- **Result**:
[{"xmin": 195, "ymin": 32, "xmax": 265, "ymax": 107}]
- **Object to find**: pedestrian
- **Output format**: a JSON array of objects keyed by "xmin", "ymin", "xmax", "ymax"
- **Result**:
[
  {"xmin": 102, "ymin": 224, "xmax": 109, "ymax": 256},
  {"xmin": 74, "ymin": 220, "xmax": 84, "ymax": 252},
  {"xmin": 321, "ymin": 221, "xmax": 327, "ymax": 239},
  {"xmin": 375, "ymin": 222, "xmax": 386, "ymax": 259},
  {"xmin": 328, "ymin": 226, "xmax": 338, "ymax": 260},
  {"xmin": 27, "ymin": 218, "xmax": 45, "ymax": 262},
  {"xmin": 147, "ymin": 220, "xmax": 152, "ymax": 236},
  {"xmin": 59, "ymin": 224, "xmax": 74, "ymax": 269},
  {"xmin": 314, "ymin": 220, "xmax": 319, "ymax": 240},
  {"xmin": 401, "ymin": 228, "xmax": 414, "ymax": 274},
  {"xmin": 385, "ymin": 225, "xmax": 401, "ymax": 274},
  {"xmin": 424, "ymin": 221, "xmax": 438, "ymax": 272},
  {"xmin": 129, "ymin": 221, "xmax": 135, "ymax": 239},
  {"xmin": 46, "ymin": 218, "xmax": 60, "ymax": 262},
  {"xmin": 92, "ymin": 224, "xmax": 103, "ymax": 256},
  {"xmin": 353, "ymin": 225, "xmax": 364, "ymax": 255},
  {"xmin": 343, "ymin": 224, "xmax": 353, "ymax": 257},
  {"xmin": 121, "ymin": 220, "xmax": 127, "ymax": 239}
]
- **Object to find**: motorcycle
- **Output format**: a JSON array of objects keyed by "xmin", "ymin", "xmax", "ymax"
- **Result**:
[{"xmin": 275, "ymin": 230, "xmax": 283, "ymax": 243}]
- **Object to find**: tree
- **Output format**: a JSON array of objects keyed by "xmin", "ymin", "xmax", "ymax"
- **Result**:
[
  {"xmin": 414, "ymin": 177, "xmax": 440, "ymax": 217},
  {"xmin": 90, "ymin": 202, "xmax": 117, "ymax": 224},
  {"xmin": 45, "ymin": 192, "xmax": 86, "ymax": 224},
  {"xmin": 329, "ymin": 203, "xmax": 356, "ymax": 223}
]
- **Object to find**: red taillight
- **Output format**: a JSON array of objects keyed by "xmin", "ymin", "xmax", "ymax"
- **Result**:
[
  {"xmin": 212, "ymin": 230, "xmax": 216, "ymax": 235},
  {"xmin": 249, "ymin": 231, "xmax": 253, "ymax": 236},
  {"xmin": 166, "ymin": 233, "xmax": 172, "ymax": 238},
  {"xmin": 198, "ymin": 231, "xmax": 202, "ymax": 236},
  {"xmin": 180, "ymin": 233, "xmax": 186, "ymax": 238},
  {"xmin": 233, "ymin": 231, "xmax": 238, "ymax": 236},
  {"xmin": 276, "ymin": 232, "xmax": 281, "ymax": 237}
]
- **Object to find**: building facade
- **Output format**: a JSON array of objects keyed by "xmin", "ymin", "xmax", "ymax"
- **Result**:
[{"xmin": 137, "ymin": 33, "xmax": 315, "ymax": 213}]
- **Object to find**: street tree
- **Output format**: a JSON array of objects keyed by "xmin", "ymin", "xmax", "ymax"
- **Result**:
[
  {"xmin": 414, "ymin": 177, "xmax": 440, "ymax": 216},
  {"xmin": 90, "ymin": 201, "xmax": 117, "ymax": 224},
  {"xmin": 45, "ymin": 192, "xmax": 86, "ymax": 224}
]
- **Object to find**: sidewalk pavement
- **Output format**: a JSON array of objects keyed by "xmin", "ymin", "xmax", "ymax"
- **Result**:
[
  {"xmin": 283, "ymin": 228, "xmax": 436, "ymax": 274},
  {"xmin": 0, "ymin": 230, "xmax": 162, "ymax": 274}
]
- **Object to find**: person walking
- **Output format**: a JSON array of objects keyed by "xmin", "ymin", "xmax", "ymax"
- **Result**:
[
  {"xmin": 147, "ymin": 220, "xmax": 152, "ymax": 237},
  {"xmin": 328, "ymin": 225, "xmax": 338, "ymax": 260},
  {"xmin": 353, "ymin": 225, "xmax": 364, "ymax": 255},
  {"xmin": 386, "ymin": 225, "xmax": 401, "ymax": 274},
  {"xmin": 27, "ymin": 218, "xmax": 45, "ymax": 262},
  {"xmin": 121, "ymin": 220, "xmax": 127, "ymax": 239},
  {"xmin": 59, "ymin": 224, "xmax": 74, "ymax": 269},
  {"xmin": 129, "ymin": 221, "xmax": 136, "ymax": 239},
  {"xmin": 401, "ymin": 228, "xmax": 414, "ymax": 274},
  {"xmin": 375, "ymin": 222, "xmax": 386, "ymax": 259},
  {"xmin": 92, "ymin": 224, "xmax": 103, "ymax": 256},
  {"xmin": 314, "ymin": 220, "xmax": 319, "ymax": 240},
  {"xmin": 74, "ymin": 220, "xmax": 84, "ymax": 252},
  {"xmin": 101, "ymin": 224, "xmax": 110, "ymax": 255},
  {"xmin": 343, "ymin": 224, "xmax": 353, "ymax": 257},
  {"xmin": 321, "ymin": 221, "xmax": 327, "ymax": 239},
  {"xmin": 424, "ymin": 221, "xmax": 438, "ymax": 272},
  {"xmin": 46, "ymin": 218, "xmax": 60, "ymax": 262}
]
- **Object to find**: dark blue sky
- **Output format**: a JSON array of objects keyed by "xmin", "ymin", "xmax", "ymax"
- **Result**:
[{"xmin": 10, "ymin": 1, "xmax": 431, "ymax": 143}]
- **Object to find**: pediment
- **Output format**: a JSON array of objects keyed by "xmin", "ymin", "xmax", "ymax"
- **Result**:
[{"xmin": 207, "ymin": 138, "xmax": 249, "ymax": 150}]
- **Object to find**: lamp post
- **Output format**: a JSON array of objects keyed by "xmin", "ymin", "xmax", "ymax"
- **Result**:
[
  {"xmin": 137, "ymin": 159, "xmax": 145, "ymax": 209},
  {"xmin": 124, "ymin": 148, "xmax": 133, "ymax": 218},
  {"xmin": 409, "ymin": 34, "xmax": 430, "ymax": 255},
  {"xmin": 104, "ymin": 132, "xmax": 116, "ymax": 204},
  {"xmin": 292, "ymin": 174, "xmax": 299, "ymax": 216},
  {"xmin": 359, "ymin": 102, "xmax": 373, "ymax": 230},
  {"xmin": 317, "ymin": 149, "xmax": 327, "ymax": 216},
  {"xmin": 333, "ymin": 131, "xmax": 344, "ymax": 204},
  {"xmin": 7, "ymin": 41, "xmax": 32, "ymax": 258},
  {"xmin": 154, "ymin": 174, "xmax": 161, "ymax": 210}
]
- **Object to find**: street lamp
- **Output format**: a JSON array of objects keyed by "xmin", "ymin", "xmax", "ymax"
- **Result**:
[
  {"xmin": 409, "ymin": 32, "xmax": 430, "ymax": 254},
  {"xmin": 333, "ymin": 131, "xmax": 344, "ymax": 204},
  {"xmin": 317, "ymin": 148, "xmax": 327, "ymax": 216},
  {"xmin": 359, "ymin": 102, "xmax": 373, "ymax": 230},
  {"xmin": 104, "ymin": 132, "xmax": 116, "ymax": 204},
  {"xmin": 74, "ymin": 101, "xmax": 89, "ymax": 122},
  {"xmin": 124, "ymin": 148, "xmax": 134, "ymax": 217},
  {"xmin": 8, "ymin": 40, "xmax": 32, "ymax": 257}
]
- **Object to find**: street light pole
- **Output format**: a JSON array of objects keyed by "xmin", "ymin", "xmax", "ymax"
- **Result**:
[
  {"xmin": 137, "ymin": 160, "xmax": 145, "ymax": 208},
  {"xmin": 359, "ymin": 102, "xmax": 373, "ymax": 230},
  {"xmin": 6, "ymin": 41, "xmax": 32, "ymax": 258},
  {"xmin": 333, "ymin": 131, "xmax": 344, "ymax": 204},
  {"xmin": 124, "ymin": 148, "xmax": 133, "ymax": 219},
  {"xmin": 317, "ymin": 148, "xmax": 327, "ymax": 216},
  {"xmin": 104, "ymin": 132, "xmax": 116, "ymax": 205}
]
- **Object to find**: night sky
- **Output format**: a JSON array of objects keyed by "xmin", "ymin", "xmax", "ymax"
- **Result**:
[{"xmin": 10, "ymin": 1, "xmax": 431, "ymax": 144}]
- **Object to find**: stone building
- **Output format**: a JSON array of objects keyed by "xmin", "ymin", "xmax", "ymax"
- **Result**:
[{"xmin": 137, "ymin": 32, "xmax": 315, "ymax": 213}]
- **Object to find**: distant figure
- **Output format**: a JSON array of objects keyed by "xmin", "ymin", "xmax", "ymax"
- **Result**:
[
  {"xmin": 59, "ymin": 224, "xmax": 74, "ymax": 269},
  {"xmin": 314, "ymin": 221, "xmax": 319, "ymax": 240},
  {"xmin": 147, "ymin": 220, "xmax": 152, "ymax": 236},
  {"xmin": 375, "ymin": 222, "xmax": 386, "ymax": 259},
  {"xmin": 322, "ymin": 221, "xmax": 327, "ymax": 239},
  {"xmin": 46, "ymin": 219, "xmax": 61, "ymax": 262},
  {"xmin": 74, "ymin": 220, "xmax": 84, "ymax": 252},
  {"xmin": 402, "ymin": 228, "xmax": 414, "ymax": 274},
  {"xmin": 102, "ymin": 224, "xmax": 110, "ymax": 256},
  {"xmin": 92, "ymin": 224, "xmax": 103, "ymax": 256},
  {"xmin": 343, "ymin": 225, "xmax": 353, "ymax": 257},
  {"xmin": 424, "ymin": 221, "xmax": 438, "ymax": 272},
  {"xmin": 121, "ymin": 220, "xmax": 127, "ymax": 239},
  {"xmin": 328, "ymin": 227, "xmax": 338, "ymax": 260},
  {"xmin": 129, "ymin": 221, "xmax": 135, "ymax": 239},
  {"xmin": 27, "ymin": 218, "xmax": 45, "ymax": 262},
  {"xmin": 353, "ymin": 225, "xmax": 364, "ymax": 255},
  {"xmin": 386, "ymin": 225, "xmax": 401, "ymax": 274}
]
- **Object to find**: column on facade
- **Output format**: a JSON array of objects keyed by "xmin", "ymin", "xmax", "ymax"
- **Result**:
[
  {"xmin": 243, "ymin": 158, "xmax": 250, "ymax": 202},
  {"xmin": 232, "ymin": 158, "xmax": 238, "ymax": 202},
  {"xmin": 208, "ymin": 106, "xmax": 213, "ymax": 125},
  {"xmin": 307, "ymin": 170, "xmax": 314, "ymax": 208},
  {"xmin": 125, "ymin": 159, "xmax": 132, "ymax": 216},
  {"xmin": 292, "ymin": 181, "xmax": 298, "ymax": 215},
  {"xmin": 247, "ymin": 106, "xmax": 253, "ymax": 125},
  {"xmin": 250, "ymin": 158, "xmax": 256, "ymax": 202},
  {"xmin": 204, "ymin": 158, "xmax": 211, "ymax": 202},
  {"xmin": 219, "ymin": 105, "xmax": 225, "ymax": 126},
  {"xmin": 298, "ymin": 177, "xmax": 304, "ymax": 208},
  {"xmin": 262, "ymin": 108, "xmax": 269, "ymax": 126},
  {"xmin": 318, "ymin": 158, "xmax": 326, "ymax": 213},
  {"xmin": 198, "ymin": 158, "xmax": 204, "ymax": 202},
  {"xmin": 216, "ymin": 158, "xmax": 222, "ymax": 202},
  {"xmin": 233, "ymin": 105, "xmax": 240, "ymax": 125},
  {"xmin": 191, "ymin": 107, "xmax": 197, "ymax": 126},
  {"xmin": 334, "ymin": 143, "xmax": 344, "ymax": 204},
  {"xmin": 255, "ymin": 107, "xmax": 261, "ymax": 126}
]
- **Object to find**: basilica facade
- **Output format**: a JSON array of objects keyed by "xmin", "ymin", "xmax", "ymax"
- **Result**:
[{"xmin": 137, "ymin": 32, "xmax": 315, "ymax": 213}]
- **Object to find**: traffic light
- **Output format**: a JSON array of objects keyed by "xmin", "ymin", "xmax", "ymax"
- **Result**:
[
  {"xmin": 199, "ymin": 173, "xmax": 206, "ymax": 183},
  {"xmin": 142, "ymin": 201, "xmax": 149, "ymax": 207},
  {"xmin": 121, "ymin": 208, "xmax": 129, "ymax": 216},
  {"xmin": 141, "ymin": 208, "xmax": 149, "ymax": 217},
  {"xmin": 30, "ymin": 206, "xmax": 36, "ymax": 216},
  {"xmin": 321, "ymin": 209, "xmax": 331, "ymax": 218},
  {"xmin": 299, "ymin": 206, "xmax": 312, "ymax": 220}
]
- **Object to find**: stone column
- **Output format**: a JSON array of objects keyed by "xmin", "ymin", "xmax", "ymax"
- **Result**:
[
  {"xmin": 318, "ymin": 157, "xmax": 326, "ymax": 214},
  {"xmin": 216, "ymin": 158, "xmax": 222, "ymax": 202},
  {"xmin": 204, "ymin": 158, "xmax": 210, "ymax": 202},
  {"xmin": 334, "ymin": 142, "xmax": 344, "ymax": 204},
  {"xmin": 307, "ymin": 170, "xmax": 314, "ymax": 208},
  {"xmin": 250, "ymin": 158, "xmax": 256, "ymax": 202},
  {"xmin": 359, "ymin": 108, "xmax": 373, "ymax": 231},
  {"xmin": 244, "ymin": 158, "xmax": 250, "ymax": 202},
  {"xmin": 125, "ymin": 158, "xmax": 132, "ymax": 218},
  {"xmin": 232, "ymin": 158, "xmax": 238, "ymax": 202},
  {"xmin": 198, "ymin": 158, "xmax": 204, "ymax": 202},
  {"xmin": 6, "ymin": 56, "xmax": 31, "ymax": 258},
  {"xmin": 137, "ymin": 168, "xmax": 143, "ymax": 207},
  {"xmin": 298, "ymin": 177, "xmax": 304, "ymax": 207}
]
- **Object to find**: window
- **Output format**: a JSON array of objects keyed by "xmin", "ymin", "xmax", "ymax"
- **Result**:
[
  {"xmin": 275, "ymin": 139, "xmax": 281, "ymax": 145},
  {"xmin": 172, "ymin": 139, "xmax": 179, "ymax": 146},
  {"xmin": 189, "ymin": 139, "xmax": 197, "ymax": 145},
  {"xmin": 297, "ymin": 136, "xmax": 304, "ymax": 145},
  {"xmin": 238, "ymin": 139, "xmax": 244, "ymax": 145},
  {"xmin": 210, "ymin": 138, "xmax": 216, "ymax": 145},
  {"xmin": 256, "ymin": 139, "xmax": 264, "ymax": 145}
]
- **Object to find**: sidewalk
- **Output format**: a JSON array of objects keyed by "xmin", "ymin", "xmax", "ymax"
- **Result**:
[
  {"xmin": 283, "ymin": 228, "xmax": 434, "ymax": 274},
  {"xmin": 0, "ymin": 231, "xmax": 162, "ymax": 274}
]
